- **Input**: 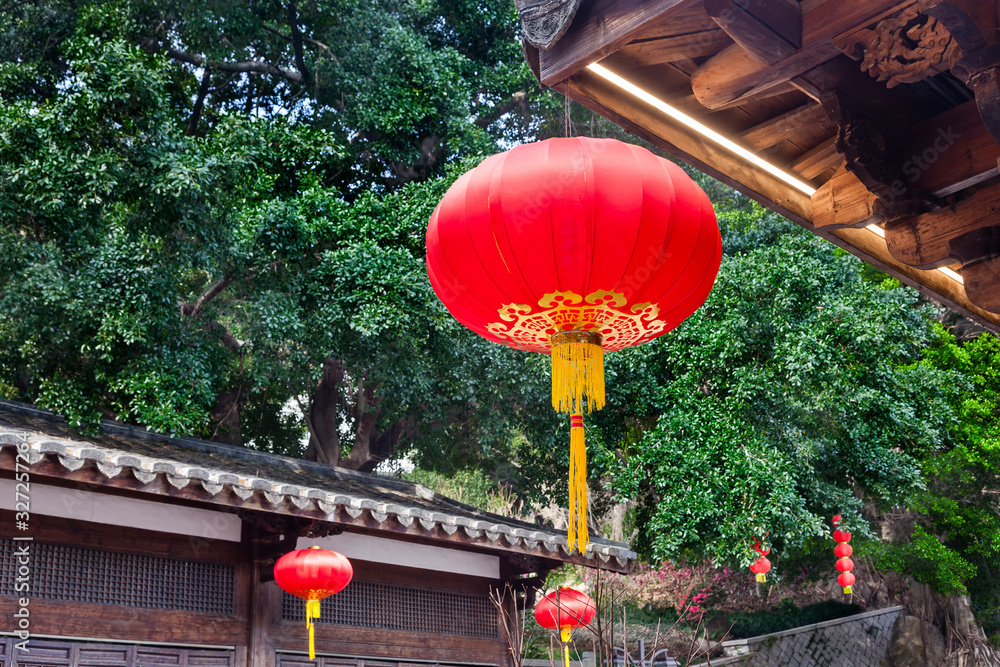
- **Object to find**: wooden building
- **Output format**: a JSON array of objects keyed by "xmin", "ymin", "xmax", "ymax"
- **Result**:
[
  {"xmin": 517, "ymin": 0, "xmax": 1000, "ymax": 334},
  {"xmin": 0, "ymin": 400, "xmax": 635, "ymax": 666}
]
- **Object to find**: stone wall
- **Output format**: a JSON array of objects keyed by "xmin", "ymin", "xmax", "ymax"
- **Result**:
[{"xmin": 708, "ymin": 606, "xmax": 904, "ymax": 667}]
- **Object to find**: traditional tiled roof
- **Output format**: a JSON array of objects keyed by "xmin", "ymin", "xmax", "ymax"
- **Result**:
[{"xmin": 0, "ymin": 400, "xmax": 635, "ymax": 571}]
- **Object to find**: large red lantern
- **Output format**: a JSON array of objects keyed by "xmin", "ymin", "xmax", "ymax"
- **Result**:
[
  {"xmin": 426, "ymin": 137, "xmax": 721, "ymax": 551},
  {"xmin": 274, "ymin": 546, "xmax": 353, "ymax": 660},
  {"xmin": 832, "ymin": 515, "xmax": 855, "ymax": 594},
  {"xmin": 535, "ymin": 586, "xmax": 597, "ymax": 667}
]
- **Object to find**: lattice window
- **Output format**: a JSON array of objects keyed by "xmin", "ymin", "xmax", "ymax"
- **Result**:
[
  {"xmin": 0, "ymin": 538, "xmax": 234, "ymax": 615},
  {"xmin": 281, "ymin": 580, "xmax": 497, "ymax": 639}
]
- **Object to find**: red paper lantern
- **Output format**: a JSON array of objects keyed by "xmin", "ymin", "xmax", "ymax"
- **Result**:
[
  {"xmin": 535, "ymin": 587, "xmax": 597, "ymax": 667},
  {"xmin": 750, "ymin": 556, "xmax": 772, "ymax": 583},
  {"xmin": 833, "ymin": 516, "xmax": 855, "ymax": 594},
  {"xmin": 274, "ymin": 547, "xmax": 353, "ymax": 660},
  {"xmin": 426, "ymin": 137, "xmax": 721, "ymax": 551}
]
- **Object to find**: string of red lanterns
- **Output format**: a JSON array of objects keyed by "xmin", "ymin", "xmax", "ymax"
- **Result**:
[{"xmin": 833, "ymin": 515, "xmax": 855, "ymax": 595}]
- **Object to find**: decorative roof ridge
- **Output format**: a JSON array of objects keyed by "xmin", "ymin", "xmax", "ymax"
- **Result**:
[{"xmin": 0, "ymin": 400, "xmax": 636, "ymax": 567}]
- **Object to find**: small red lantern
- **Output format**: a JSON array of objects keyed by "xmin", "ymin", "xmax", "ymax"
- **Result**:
[
  {"xmin": 274, "ymin": 546, "xmax": 353, "ymax": 660},
  {"xmin": 427, "ymin": 137, "xmax": 721, "ymax": 552},
  {"xmin": 833, "ymin": 516, "xmax": 855, "ymax": 594},
  {"xmin": 535, "ymin": 587, "xmax": 597, "ymax": 667},
  {"xmin": 750, "ymin": 540, "xmax": 771, "ymax": 583},
  {"xmin": 834, "ymin": 543, "xmax": 853, "ymax": 558}
]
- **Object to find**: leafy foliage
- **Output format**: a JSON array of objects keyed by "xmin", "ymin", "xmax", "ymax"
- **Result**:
[{"xmin": 590, "ymin": 204, "xmax": 962, "ymax": 564}]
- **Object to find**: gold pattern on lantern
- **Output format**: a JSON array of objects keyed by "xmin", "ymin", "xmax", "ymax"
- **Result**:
[{"xmin": 485, "ymin": 290, "xmax": 667, "ymax": 352}]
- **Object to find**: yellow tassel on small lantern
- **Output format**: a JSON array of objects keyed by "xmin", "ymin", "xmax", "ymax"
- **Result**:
[
  {"xmin": 306, "ymin": 598, "xmax": 321, "ymax": 660},
  {"xmin": 567, "ymin": 414, "xmax": 588, "ymax": 553},
  {"xmin": 551, "ymin": 331, "xmax": 604, "ymax": 414}
]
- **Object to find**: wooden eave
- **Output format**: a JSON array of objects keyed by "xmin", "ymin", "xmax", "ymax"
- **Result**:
[
  {"xmin": 521, "ymin": 0, "xmax": 1000, "ymax": 334},
  {"xmin": 0, "ymin": 400, "xmax": 635, "ymax": 573}
]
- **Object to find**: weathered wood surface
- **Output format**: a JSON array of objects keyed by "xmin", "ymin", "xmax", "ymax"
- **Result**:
[
  {"xmin": 790, "ymin": 137, "xmax": 840, "ymax": 180},
  {"xmin": 515, "ymin": 0, "xmax": 584, "ymax": 50},
  {"xmin": 705, "ymin": 0, "xmax": 801, "ymax": 65},
  {"xmin": 271, "ymin": 621, "xmax": 504, "ymax": 665},
  {"xmin": 886, "ymin": 183, "xmax": 1000, "ymax": 268},
  {"xmin": 538, "ymin": 0, "xmax": 699, "ymax": 85},
  {"xmin": 962, "ymin": 256, "xmax": 1000, "ymax": 312},
  {"xmin": 0, "ymin": 597, "xmax": 249, "ymax": 646},
  {"xmin": 557, "ymin": 68, "xmax": 1000, "ymax": 330},
  {"xmin": 690, "ymin": 0, "xmax": 910, "ymax": 109},
  {"xmin": 906, "ymin": 100, "xmax": 1000, "ymax": 197},
  {"xmin": 738, "ymin": 102, "xmax": 828, "ymax": 149},
  {"xmin": 811, "ymin": 164, "xmax": 882, "ymax": 229},
  {"xmin": 560, "ymin": 71, "xmax": 813, "ymax": 220}
]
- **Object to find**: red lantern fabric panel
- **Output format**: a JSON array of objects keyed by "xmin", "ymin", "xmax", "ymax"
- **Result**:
[
  {"xmin": 274, "ymin": 548, "xmax": 353, "ymax": 601},
  {"xmin": 426, "ymin": 137, "xmax": 721, "ymax": 353}
]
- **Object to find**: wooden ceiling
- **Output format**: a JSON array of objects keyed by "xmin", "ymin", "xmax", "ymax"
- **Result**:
[{"xmin": 518, "ymin": 0, "xmax": 1000, "ymax": 334}]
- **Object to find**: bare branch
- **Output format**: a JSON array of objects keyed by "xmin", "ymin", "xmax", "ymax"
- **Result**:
[
  {"xmin": 261, "ymin": 24, "xmax": 339, "ymax": 63},
  {"xmin": 186, "ymin": 69, "xmax": 213, "ymax": 136},
  {"xmin": 181, "ymin": 276, "xmax": 233, "ymax": 318},
  {"xmin": 140, "ymin": 38, "xmax": 306, "ymax": 85},
  {"xmin": 285, "ymin": 0, "xmax": 311, "ymax": 85}
]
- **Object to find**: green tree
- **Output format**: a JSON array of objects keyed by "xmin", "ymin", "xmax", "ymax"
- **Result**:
[
  {"xmin": 590, "ymin": 203, "xmax": 962, "ymax": 565},
  {"xmin": 0, "ymin": 0, "xmax": 561, "ymax": 472}
]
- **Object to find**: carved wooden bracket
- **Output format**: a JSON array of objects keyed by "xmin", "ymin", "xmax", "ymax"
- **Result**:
[
  {"xmin": 836, "ymin": 4, "xmax": 960, "ymax": 88},
  {"xmin": 824, "ymin": 93, "xmax": 930, "ymax": 209},
  {"xmin": 921, "ymin": 3, "xmax": 1000, "ymax": 137},
  {"xmin": 514, "ymin": 0, "xmax": 583, "ymax": 50}
]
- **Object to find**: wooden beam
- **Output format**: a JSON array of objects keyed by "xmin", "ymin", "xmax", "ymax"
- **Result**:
[
  {"xmin": 812, "ymin": 163, "xmax": 882, "ymax": 229},
  {"xmin": 705, "ymin": 0, "xmax": 801, "ymax": 65},
  {"xmin": 538, "ymin": 0, "xmax": 700, "ymax": 85},
  {"xmin": 790, "ymin": 137, "xmax": 839, "ymax": 180},
  {"xmin": 690, "ymin": 0, "xmax": 907, "ymax": 109},
  {"xmin": 556, "ymin": 68, "xmax": 1000, "ymax": 332},
  {"xmin": 885, "ymin": 183, "xmax": 1000, "ymax": 269},
  {"xmin": 829, "ymin": 225, "xmax": 1000, "ymax": 328},
  {"xmin": 738, "ymin": 102, "xmax": 828, "ymax": 149},
  {"xmin": 906, "ymin": 100, "xmax": 1000, "ymax": 197},
  {"xmin": 559, "ymin": 69, "xmax": 814, "ymax": 222},
  {"xmin": 963, "ymin": 258, "xmax": 1000, "ymax": 312},
  {"xmin": 617, "ymin": 29, "xmax": 732, "ymax": 65}
]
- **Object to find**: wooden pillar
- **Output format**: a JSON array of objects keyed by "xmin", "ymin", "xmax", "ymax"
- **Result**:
[{"xmin": 248, "ymin": 563, "xmax": 278, "ymax": 667}]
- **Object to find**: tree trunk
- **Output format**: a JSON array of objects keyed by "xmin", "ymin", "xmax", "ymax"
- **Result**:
[
  {"xmin": 210, "ymin": 388, "xmax": 244, "ymax": 446},
  {"xmin": 303, "ymin": 358, "xmax": 345, "ymax": 465}
]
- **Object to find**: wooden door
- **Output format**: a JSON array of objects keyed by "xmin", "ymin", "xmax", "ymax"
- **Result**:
[{"xmin": 1, "ymin": 638, "xmax": 235, "ymax": 666}]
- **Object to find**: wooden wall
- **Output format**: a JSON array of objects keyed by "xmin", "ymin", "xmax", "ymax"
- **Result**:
[{"xmin": 0, "ymin": 504, "xmax": 508, "ymax": 666}]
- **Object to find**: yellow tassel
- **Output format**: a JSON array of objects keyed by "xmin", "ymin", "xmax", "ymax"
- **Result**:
[
  {"xmin": 756, "ymin": 573, "xmax": 766, "ymax": 583},
  {"xmin": 568, "ymin": 414, "xmax": 588, "ymax": 553},
  {"xmin": 551, "ymin": 332, "xmax": 604, "ymax": 414},
  {"xmin": 306, "ymin": 599, "xmax": 321, "ymax": 660},
  {"xmin": 844, "ymin": 586, "xmax": 853, "ymax": 595}
]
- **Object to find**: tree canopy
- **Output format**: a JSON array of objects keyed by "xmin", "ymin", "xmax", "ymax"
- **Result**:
[
  {"xmin": 2, "ymin": 4, "xmax": 999, "ymax": 630},
  {"xmin": 0, "ymin": 0, "xmax": 563, "ymax": 473}
]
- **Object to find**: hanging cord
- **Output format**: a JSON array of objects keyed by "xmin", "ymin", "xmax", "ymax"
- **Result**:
[{"xmin": 564, "ymin": 93, "xmax": 571, "ymax": 137}]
